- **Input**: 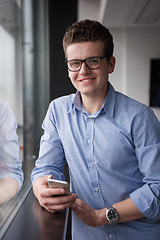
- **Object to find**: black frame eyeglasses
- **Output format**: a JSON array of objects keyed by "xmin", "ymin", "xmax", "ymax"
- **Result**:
[{"xmin": 65, "ymin": 56, "xmax": 106, "ymax": 72}]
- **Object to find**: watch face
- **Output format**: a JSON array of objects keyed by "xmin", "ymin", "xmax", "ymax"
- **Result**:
[{"xmin": 107, "ymin": 208, "xmax": 119, "ymax": 223}]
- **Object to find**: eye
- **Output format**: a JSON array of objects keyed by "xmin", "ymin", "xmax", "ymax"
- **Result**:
[
  {"xmin": 86, "ymin": 58, "xmax": 99, "ymax": 65},
  {"xmin": 69, "ymin": 61, "xmax": 80, "ymax": 67}
]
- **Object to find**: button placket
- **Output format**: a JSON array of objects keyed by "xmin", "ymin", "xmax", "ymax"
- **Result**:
[
  {"xmin": 85, "ymin": 116, "xmax": 94, "ymax": 168},
  {"xmin": 84, "ymin": 116, "xmax": 105, "ymax": 207}
]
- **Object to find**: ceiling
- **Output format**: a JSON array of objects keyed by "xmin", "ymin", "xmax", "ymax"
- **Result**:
[{"xmin": 78, "ymin": 0, "xmax": 160, "ymax": 28}]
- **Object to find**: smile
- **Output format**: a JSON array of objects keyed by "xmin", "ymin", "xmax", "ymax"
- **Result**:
[{"xmin": 79, "ymin": 78, "xmax": 95, "ymax": 82}]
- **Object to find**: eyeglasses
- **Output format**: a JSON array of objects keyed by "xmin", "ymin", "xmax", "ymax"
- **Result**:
[{"xmin": 65, "ymin": 56, "xmax": 106, "ymax": 72}]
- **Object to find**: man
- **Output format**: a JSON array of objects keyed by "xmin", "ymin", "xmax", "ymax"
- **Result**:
[
  {"xmin": 32, "ymin": 19, "xmax": 160, "ymax": 239},
  {"xmin": 0, "ymin": 98, "xmax": 23, "ymax": 204}
]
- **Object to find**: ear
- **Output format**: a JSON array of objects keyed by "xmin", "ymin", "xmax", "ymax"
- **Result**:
[{"xmin": 108, "ymin": 56, "xmax": 116, "ymax": 74}]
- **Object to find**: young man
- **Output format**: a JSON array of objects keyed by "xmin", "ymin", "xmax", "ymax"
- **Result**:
[{"xmin": 32, "ymin": 20, "xmax": 160, "ymax": 239}]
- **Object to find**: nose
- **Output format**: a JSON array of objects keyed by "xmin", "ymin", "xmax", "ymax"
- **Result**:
[{"xmin": 79, "ymin": 62, "xmax": 90, "ymax": 74}]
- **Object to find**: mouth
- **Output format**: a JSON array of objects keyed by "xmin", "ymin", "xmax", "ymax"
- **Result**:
[{"xmin": 78, "ymin": 78, "xmax": 96, "ymax": 82}]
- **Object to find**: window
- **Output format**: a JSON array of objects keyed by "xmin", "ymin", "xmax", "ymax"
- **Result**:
[{"xmin": 0, "ymin": 0, "xmax": 49, "ymax": 237}]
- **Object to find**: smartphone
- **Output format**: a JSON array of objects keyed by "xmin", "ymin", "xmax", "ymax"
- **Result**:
[{"xmin": 48, "ymin": 179, "xmax": 70, "ymax": 195}]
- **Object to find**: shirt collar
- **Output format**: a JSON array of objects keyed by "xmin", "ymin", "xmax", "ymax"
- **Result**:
[
  {"xmin": 70, "ymin": 82, "xmax": 116, "ymax": 117},
  {"xmin": 67, "ymin": 92, "xmax": 82, "ymax": 113},
  {"xmin": 73, "ymin": 91, "xmax": 83, "ymax": 111},
  {"xmin": 102, "ymin": 83, "xmax": 116, "ymax": 117}
]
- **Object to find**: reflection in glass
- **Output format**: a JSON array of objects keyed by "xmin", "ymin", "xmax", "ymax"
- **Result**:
[
  {"xmin": 0, "ymin": 1, "xmax": 24, "ymax": 236},
  {"xmin": 0, "ymin": 0, "xmax": 49, "ymax": 236},
  {"xmin": 0, "ymin": 0, "xmax": 23, "ymax": 203},
  {"xmin": 0, "ymin": 98, "xmax": 23, "ymax": 204},
  {"xmin": 0, "ymin": 0, "xmax": 23, "ymax": 126}
]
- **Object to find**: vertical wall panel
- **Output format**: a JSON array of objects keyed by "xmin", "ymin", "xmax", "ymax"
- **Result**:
[{"xmin": 48, "ymin": 0, "xmax": 77, "ymax": 101}]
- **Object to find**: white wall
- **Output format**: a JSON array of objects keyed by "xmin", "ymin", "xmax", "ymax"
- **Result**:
[
  {"xmin": 108, "ymin": 28, "xmax": 127, "ymax": 94},
  {"xmin": 109, "ymin": 26, "xmax": 160, "ymax": 120}
]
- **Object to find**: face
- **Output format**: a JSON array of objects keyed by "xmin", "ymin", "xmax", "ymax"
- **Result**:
[{"xmin": 66, "ymin": 41, "xmax": 115, "ymax": 100}]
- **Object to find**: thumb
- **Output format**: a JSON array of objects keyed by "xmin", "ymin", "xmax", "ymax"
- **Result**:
[{"xmin": 47, "ymin": 175, "xmax": 53, "ymax": 180}]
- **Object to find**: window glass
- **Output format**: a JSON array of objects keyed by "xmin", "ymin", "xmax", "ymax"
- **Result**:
[
  {"xmin": 0, "ymin": 0, "xmax": 49, "ymax": 236},
  {"xmin": 0, "ymin": 0, "xmax": 24, "ymax": 236}
]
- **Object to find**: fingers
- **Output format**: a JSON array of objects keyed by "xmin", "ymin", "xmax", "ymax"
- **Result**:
[
  {"xmin": 34, "ymin": 175, "xmax": 78, "ymax": 213},
  {"xmin": 70, "ymin": 199, "xmax": 98, "ymax": 227},
  {"xmin": 41, "ymin": 193, "xmax": 77, "ymax": 213},
  {"xmin": 40, "ymin": 187, "xmax": 66, "ymax": 197},
  {"xmin": 48, "ymin": 175, "xmax": 53, "ymax": 180},
  {"xmin": 39, "ymin": 183, "xmax": 78, "ymax": 212},
  {"xmin": 41, "ymin": 193, "xmax": 77, "ymax": 206}
]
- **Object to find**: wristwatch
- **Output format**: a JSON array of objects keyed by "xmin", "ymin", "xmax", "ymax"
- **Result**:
[{"xmin": 106, "ymin": 207, "xmax": 119, "ymax": 224}]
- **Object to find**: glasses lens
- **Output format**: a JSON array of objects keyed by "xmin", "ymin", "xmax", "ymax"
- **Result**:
[
  {"xmin": 66, "ymin": 57, "xmax": 104, "ymax": 71},
  {"xmin": 86, "ymin": 57, "xmax": 101, "ymax": 69},
  {"xmin": 67, "ymin": 60, "xmax": 81, "ymax": 71}
]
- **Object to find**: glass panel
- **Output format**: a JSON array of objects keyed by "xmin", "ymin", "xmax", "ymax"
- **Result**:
[
  {"xmin": 0, "ymin": 0, "xmax": 49, "ymax": 236},
  {"xmin": 0, "ymin": 0, "xmax": 24, "ymax": 235}
]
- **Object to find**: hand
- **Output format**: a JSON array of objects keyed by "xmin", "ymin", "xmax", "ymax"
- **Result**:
[
  {"xmin": 71, "ymin": 198, "xmax": 107, "ymax": 227},
  {"xmin": 33, "ymin": 175, "xmax": 78, "ymax": 213}
]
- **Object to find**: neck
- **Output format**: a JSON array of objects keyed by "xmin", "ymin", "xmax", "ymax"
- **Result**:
[{"xmin": 81, "ymin": 91, "xmax": 108, "ymax": 115}]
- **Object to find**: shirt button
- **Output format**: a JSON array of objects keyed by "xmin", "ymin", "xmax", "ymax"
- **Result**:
[
  {"xmin": 95, "ymin": 188, "xmax": 99, "ymax": 192},
  {"xmin": 87, "ymin": 139, "xmax": 91, "ymax": 144},
  {"xmin": 89, "ymin": 163, "xmax": 94, "ymax": 168},
  {"xmin": 109, "ymin": 234, "xmax": 113, "ymax": 238}
]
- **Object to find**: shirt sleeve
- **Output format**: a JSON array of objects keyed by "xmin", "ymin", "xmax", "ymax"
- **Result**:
[
  {"xmin": 0, "ymin": 100, "xmax": 23, "ymax": 191},
  {"xmin": 31, "ymin": 101, "xmax": 66, "ymax": 183},
  {"xmin": 130, "ymin": 106, "xmax": 160, "ymax": 221}
]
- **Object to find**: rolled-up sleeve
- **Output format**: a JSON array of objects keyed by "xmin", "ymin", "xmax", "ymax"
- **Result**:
[
  {"xmin": 130, "ymin": 107, "xmax": 160, "ymax": 220},
  {"xmin": 0, "ymin": 100, "xmax": 23, "ymax": 191}
]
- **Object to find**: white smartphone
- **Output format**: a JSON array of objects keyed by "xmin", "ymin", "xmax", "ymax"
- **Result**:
[{"xmin": 48, "ymin": 179, "xmax": 70, "ymax": 195}]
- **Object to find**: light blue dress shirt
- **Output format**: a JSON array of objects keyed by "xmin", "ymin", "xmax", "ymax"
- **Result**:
[
  {"xmin": 32, "ymin": 83, "xmax": 160, "ymax": 240},
  {"xmin": 0, "ymin": 99, "xmax": 23, "ymax": 190}
]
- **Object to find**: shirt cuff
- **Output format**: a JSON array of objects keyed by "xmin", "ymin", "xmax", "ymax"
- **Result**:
[
  {"xmin": 130, "ymin": 183, "xmax": 160, "ymax": 221},
  {"xmin": 31, "ymin": 169, "xmax": 65, "ymax": 184}
]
